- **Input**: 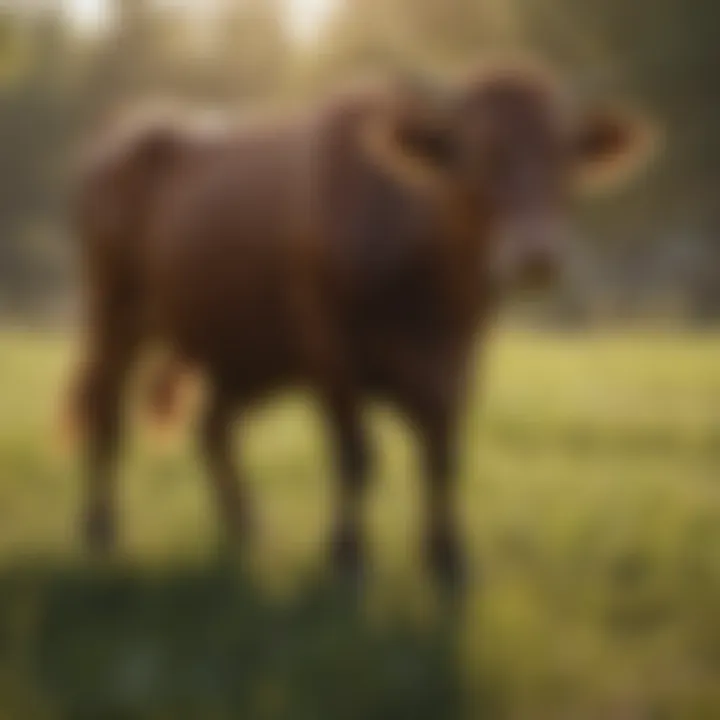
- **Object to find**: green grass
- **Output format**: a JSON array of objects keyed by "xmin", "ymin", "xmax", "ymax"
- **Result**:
[{"xmin": 0, "ymin": 328, "xmax": 719, "ymax": 718}]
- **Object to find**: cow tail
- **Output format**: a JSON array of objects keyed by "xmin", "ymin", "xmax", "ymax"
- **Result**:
[{"xmin": 57, "ymin": 114, "xmax": 188, "ymax": 453}]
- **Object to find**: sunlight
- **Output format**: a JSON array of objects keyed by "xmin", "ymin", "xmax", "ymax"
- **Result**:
[
  {"xmin": 286, "ymin": 0, "xmax": 334, "ymax": 41},
  {"xmin": 67, "ymin": 0, "xmax": 335, "ymax": 40},
  {"xmin": 68, "ymin": 0, "xmax": 107, "ymax": 28}
]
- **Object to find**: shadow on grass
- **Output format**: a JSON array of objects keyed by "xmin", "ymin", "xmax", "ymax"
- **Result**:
[{"xmin": 0, "ymin": 559, "xmax": 473, "ymax": 719}]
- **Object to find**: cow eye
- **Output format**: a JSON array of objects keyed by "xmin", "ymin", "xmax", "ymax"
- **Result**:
[{"xmin": 399, "ymin": 124, "xmax": 455, "ymax": 167}]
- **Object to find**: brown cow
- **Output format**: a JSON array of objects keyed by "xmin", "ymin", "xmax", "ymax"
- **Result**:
[{"xmin": 68, "ymin": 62, "xmax": 653, "ymax": 587}]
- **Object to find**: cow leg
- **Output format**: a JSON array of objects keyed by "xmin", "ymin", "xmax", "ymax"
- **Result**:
[
  {"xmin": 419, "ymin": 407, "xmax": 465, "ymax": 589},
  {"xmin": 199, "ymin": 386, "xmax": 250, "ymax": 545},
  {"xmin": 406, "ymin": 384, "xmax": 466, "ymax": 591},
  {"xmin": 78, "ymin": 325, "xmax": 138, "ymax": 554},
  {"xmin": 325, "ymin": 394, "xmax": 371, "ymax": 580}
]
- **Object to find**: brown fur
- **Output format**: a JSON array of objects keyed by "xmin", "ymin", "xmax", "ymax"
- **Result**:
[{"xmin": 68, "ymin": 63, "xmax": 651, "ymax": 584}]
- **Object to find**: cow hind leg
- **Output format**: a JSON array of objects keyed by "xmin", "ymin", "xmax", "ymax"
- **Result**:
[
  {"xmin": 75, "ymin": 319, "xmax": 140, "ymax": 554},
  {"xmin": 199, "ymin": 384, "xmax": 251, "ymax": 546}
]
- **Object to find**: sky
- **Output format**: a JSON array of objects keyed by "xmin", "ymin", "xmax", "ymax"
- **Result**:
[{"xmin": 67, "ymin": 0, "xmax": 336, "ymax": 41}]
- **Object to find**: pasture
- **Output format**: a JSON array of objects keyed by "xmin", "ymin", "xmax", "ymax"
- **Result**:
[{"xmin": 0, "ymin": 328, "xmax": 718, "ymax": 718}]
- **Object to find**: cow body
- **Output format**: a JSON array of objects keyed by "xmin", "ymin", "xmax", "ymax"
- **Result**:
[
  {"xmin": 80, "ymin": 92, "xmax": 487, "ymax": 411},
  {"xmin": 147, "ymin": 121, "xmax": 315, "ymax": 395},
  {"xmin": 70, "ymin": 67, "xmax": 651, "ymax": 587}
]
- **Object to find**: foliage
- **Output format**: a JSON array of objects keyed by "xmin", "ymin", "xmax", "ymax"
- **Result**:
[{"xmin": 0, "ymin": 0, "xmax": 718, "ymax": 319}]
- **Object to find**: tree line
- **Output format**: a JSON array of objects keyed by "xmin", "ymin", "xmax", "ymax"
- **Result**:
[{"xmin": 0, "ymin": 0, "xmax": 717, "ymax": 322}]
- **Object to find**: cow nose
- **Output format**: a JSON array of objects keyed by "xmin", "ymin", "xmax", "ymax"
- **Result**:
[
  {"xmin": 520, "ymin": 249, "xmax": 559, "ymax": 288},
  {"xmin": 491, "ymin": 215, "xmax": 569, "ymax": 291}
]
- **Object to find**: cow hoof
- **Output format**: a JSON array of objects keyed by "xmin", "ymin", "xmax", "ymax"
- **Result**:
[
  {"xmin": 217, "ymin": 522, "xmax": 254, "ymax": 561},
  {"xmin": 330, "ymin": 531, "xmax": 364, "ymax": 586},
  {"xmin": 222, "ymin": 504, "xmax": 255, "ymax": 543},
  {"xmin": 83, "ymin": 510, "xmax": 116, "ymax": 555},
  {"xmin": 426, "ymin": 536, "xmax": 468, "ymax": 595}
]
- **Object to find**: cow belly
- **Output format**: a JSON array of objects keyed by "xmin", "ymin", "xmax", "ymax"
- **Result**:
[{"xmin": 147, "ymin": 235, "xmax": 302, "ymax": 394}]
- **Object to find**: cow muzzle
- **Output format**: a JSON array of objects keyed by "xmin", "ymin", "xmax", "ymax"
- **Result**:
[{"xmin": 490, "ymin": 215, "xmax": 569, "ymax": 291}]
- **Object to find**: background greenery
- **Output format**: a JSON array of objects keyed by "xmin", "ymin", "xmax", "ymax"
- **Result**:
[{"xmin": 0, "ymin": 0, "xmax": 719, "ymax": 321}]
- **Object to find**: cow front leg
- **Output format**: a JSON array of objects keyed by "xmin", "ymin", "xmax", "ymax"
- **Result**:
[
  {"xmin": 416, "ymin": 401, "xmax": 466, "ymax": 591},
  {"xmin": 199, "ymin": 388, "xmax": 251, "ymax": 546},
  {"xmin": 324, "ymin": 394, "xmax": 371, "ymax": 581}
]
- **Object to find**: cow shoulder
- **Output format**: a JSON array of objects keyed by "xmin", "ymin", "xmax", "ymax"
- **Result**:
[
  {"xmin": 313, "ymin": 86, "xmax": 452, "ymax": 342},
  {"xmin": 315, "ymin": 84, "xmax": 444, "ymax": 276}
]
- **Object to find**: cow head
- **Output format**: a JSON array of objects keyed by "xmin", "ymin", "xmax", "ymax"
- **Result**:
[{"xmin": 363, "ymin": 63, "xmax": 658, "ymax": 290}]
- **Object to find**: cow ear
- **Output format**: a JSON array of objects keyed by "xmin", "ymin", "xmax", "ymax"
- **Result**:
[
  {"xmin": 574, "ymin": 108, "xmax": 660, "ymax": 193},
  {"xmin": 360, "ymin": 108, "xmax": 453, "ymax": 195},
  {"xmin": 135, "ymin": 125, "xmax": 182, "ymax": 175},
  {"xmin": 394, "ymin": 115, "xmax": 454, "ymax": 168}
]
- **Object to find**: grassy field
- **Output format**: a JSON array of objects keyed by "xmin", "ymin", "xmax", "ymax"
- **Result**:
[{"xmin": 0, "ymin": 328, "xmax": 719, "ymax": 719}]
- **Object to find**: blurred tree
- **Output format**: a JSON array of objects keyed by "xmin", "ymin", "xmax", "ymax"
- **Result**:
[
  {"xmin": 213, "ymin": 0, "xmax": 291, "ymax": 101},
  {"xmin": 530, "ymin": 0, "xmax": 720, "ymax": 321},
  {"xmin": 0, "ymin": 5, "xmax": 73, "ymax": 306},
  {"xmin": 0, "ymin": 0, "xmax": 717, "ymax": 320},
  {"xmin": 307, "ymin": 0, "xmax": 528, "ymax": 87}
]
